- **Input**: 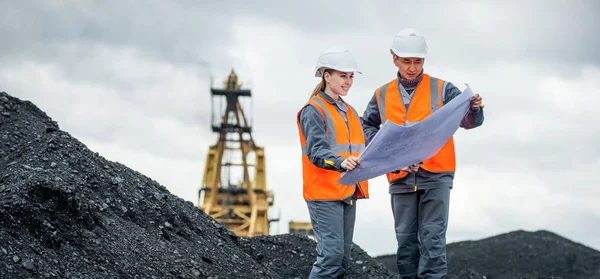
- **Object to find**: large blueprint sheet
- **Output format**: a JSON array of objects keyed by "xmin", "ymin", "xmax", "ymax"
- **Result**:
[{"xmin": 338, "ymin": 84, "xmax": 475, "ymax": 185}]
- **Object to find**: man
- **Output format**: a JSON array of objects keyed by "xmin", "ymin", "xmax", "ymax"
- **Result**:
[{"xmin": 362, "ymin": 28, "xmax": 484, "ymax": 279}]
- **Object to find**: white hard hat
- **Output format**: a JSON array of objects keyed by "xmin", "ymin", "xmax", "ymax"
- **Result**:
[
  {"xmin": 390, "ymin": 28, "xmax": 428, "ymax": 58},
  {"xmin": 314, "ymin": 47, "xmax": 362, "ymax": 77}
]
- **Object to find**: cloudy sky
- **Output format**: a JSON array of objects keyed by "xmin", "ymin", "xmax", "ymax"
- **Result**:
[{"xmin": 1, "ymin": 0, "xmax": 599, "ymax": 256}]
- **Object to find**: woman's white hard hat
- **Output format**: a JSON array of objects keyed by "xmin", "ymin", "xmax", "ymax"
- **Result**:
[{"xmin": 314, "ymin": 47, "xmax": 362, "ymax": 77}]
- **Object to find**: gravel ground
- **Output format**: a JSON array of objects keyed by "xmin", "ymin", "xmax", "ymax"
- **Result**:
[
  {"xmin": 374, "ymin": 230, "xmax": 600, "ymax": 279},
  {"xmin": 239, "ymin": 234, "xmax": 395, "ymax": 279}
]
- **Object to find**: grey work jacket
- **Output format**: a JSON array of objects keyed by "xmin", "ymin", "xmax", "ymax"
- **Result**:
[{"xmin": 361, "ymin": 73, "xmax": 485, "ymax": 193}]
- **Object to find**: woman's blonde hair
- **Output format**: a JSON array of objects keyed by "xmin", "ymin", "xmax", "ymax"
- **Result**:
[{"xmin": 310, "ymin": 69, "xmax": 330, "ymax": 100}]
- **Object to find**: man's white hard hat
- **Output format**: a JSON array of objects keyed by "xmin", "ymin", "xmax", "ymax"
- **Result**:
[
  {"xmin": 390, "ymin": 28, "xmax": 428, "ymax": 58},
  {"xmin": 314, "ymin": 47, "xmax": 362, "ymax": 77}
]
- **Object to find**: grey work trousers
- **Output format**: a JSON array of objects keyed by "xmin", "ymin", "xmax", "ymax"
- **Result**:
[
  {"xmin": 392, "ymin": 188, "xmax": 450, "ymax": 279},
  {"xmin": 307, "ymin": 200, "xmax": 356, "ymax": 279}
]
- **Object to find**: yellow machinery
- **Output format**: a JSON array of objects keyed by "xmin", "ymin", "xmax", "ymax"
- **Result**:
[
  {"xmin": 198, "ymin": 69, "xmax": 277, "ymax": 237},
  {"xmin": 289, "ymin": 221, "xmax": 314, "ymax": 237}
]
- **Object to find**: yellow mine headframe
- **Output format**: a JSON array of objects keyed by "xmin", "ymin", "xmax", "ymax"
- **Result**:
[
  {"xmin": 288, "ymin": 221, "xmax": 314, "ymax": 237},
  {"xmin": 198, "ymin": 69, "xmax": 277, "ymax": 237}
]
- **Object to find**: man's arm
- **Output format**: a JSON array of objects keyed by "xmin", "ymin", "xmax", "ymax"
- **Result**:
[
  {"xmin": 361, "ymin": 93, "xmax": 382, "ymax": 145},
  {"xmin": 443, "ymin": 82, "xmax": 484, "ymax": 129},
  {"xmin": 299, "ymin": 105, "xmax": 346, "ymax": 171}
]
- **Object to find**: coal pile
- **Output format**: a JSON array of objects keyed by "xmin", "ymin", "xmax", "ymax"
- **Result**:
[
  {"xmin": 0, "ymin": 91, "xmax": 394, "ymax": 279},
  {"xmin": 239, "ymin": 234, "xmax": 395, "ymax": 279},
  {"xmin": 0, "ymin": 91, "xmax": 282, "ymax": 278},
  {"xmin": 374, "ymin": 230, "xmax": 600, "ymax": 279}
]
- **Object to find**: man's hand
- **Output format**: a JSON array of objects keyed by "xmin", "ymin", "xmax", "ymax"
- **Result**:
[
  {"xmin": 392, "ymin": 163, "xmax": 420, "ymax": 174},
  {"xmin": 341, "ymin": 156, "xmax": 360, "ymax": 171},
  {"xmin": 470, "ymin": 94, "xmax": 483, "ymax": 111},
  {"xmin": 403, "ymin": 164, "xmax": 420, "ymax": 173}
]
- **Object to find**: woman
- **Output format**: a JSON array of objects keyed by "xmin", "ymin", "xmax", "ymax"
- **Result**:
[{"xmin": 295, "ymin": 47, "xmax": 369, "ymax": 279}]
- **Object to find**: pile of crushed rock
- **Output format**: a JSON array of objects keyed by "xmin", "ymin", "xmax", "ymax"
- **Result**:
[
  {"xmin": 374, "ymin": 230, "xmax": 600, "ymax": 279},
  {"xmin": 0, "ymin": 91, "xmax": 393, "ymax": 278},
  {"xmin": 238, "ymin": 234, "xmax": 393, "ymax": 278}
]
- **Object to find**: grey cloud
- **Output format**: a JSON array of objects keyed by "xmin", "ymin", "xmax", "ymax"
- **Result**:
[
  {"xmin": 460, "ymin": 116, "xmax": 599, "ymax": 169},
  {"xmin": 0, "ymin": 2, "xmax": 221, "ymax": 168},
  {"xmin": 0, "ymin": 1, "xmax": 233, "ymax": 67},
  {"xmin": 223, "ymin": 0, "xmax": 600, "ymax": 66},
  {"xmin": 3, "ymin": 0, "xmax": 598, "ymax": 69},
  {"xmin": 347, "ymin": 0, "xmax": 599, "ymax": 67},
  {"xmin": 0, "ymin": 1, "xmax": 251, "ymax": 134}
]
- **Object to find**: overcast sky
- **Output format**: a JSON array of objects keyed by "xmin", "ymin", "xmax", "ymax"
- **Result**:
[{"xmin": 1, "ymin": 0, "xmax": 599, "ymax": 257}]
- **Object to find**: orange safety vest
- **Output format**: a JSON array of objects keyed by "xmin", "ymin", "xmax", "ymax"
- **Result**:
[
  {"xmin": 375, "ymin": 73, "xmax": 456, "ymax": 183},
  {"xmin": 296, "ymin": 94, "xmax": 369, "ymax": 201}
]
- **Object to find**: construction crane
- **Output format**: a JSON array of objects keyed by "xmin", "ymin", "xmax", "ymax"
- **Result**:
[{"xmin": 198, "ymin": 69, "xmax": 277, "ymax": 237}]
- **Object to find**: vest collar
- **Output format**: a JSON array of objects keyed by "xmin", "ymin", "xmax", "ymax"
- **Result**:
[{"xmin": 318, "ymin": 91, "xmax": 345, "ymax": 105}]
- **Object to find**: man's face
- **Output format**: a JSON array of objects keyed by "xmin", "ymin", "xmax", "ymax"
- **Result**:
[{"xmin": 393, "ymin": 55, "xmax": 424, "ymax": 80}]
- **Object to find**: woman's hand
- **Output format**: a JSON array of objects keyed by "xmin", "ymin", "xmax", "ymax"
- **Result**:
[{"xmin": 341, "ymin": 156, "xmax": 360, "ymax": 171}]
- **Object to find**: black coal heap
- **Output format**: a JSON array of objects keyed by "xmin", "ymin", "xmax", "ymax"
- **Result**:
[
  {"xmin": 374, "ymin": 230, "xmax": 600, "ymax": 279},
  {"xmin": 0, "ymin": 91, "xmax": 393, "ymax": 279}
]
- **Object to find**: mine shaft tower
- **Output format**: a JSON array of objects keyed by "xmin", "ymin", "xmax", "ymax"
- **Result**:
[{"xmin": 198, "ymin": 69, "xmax": 276, "ymax": 237}]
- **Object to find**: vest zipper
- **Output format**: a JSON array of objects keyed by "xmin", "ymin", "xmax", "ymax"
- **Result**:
[
  {"xmin": 404, "ymin": 91, "xmax": 415, "ymax": 126},
  {"xmin": 403, "ymin": 84, "xmax": 422, "ymax": 186}
]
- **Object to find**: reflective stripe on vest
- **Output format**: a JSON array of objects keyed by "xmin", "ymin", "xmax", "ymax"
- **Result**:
[
  {"xmin": 300, "ymin": 96, "xmax": 366, "ymax": 155},
  {"xmin": 301, "ymin": 144, "xmax": 365, "ymax": 155},
  {"xmin": 374, "ymin": 74, "xmax": 456, "ymax": 183},
  {"xmin": 377, "ymin": 75, "xmax": 442, "ymax": 124},
  {"xmin": 296, "ymin": 94, "xmax": 370, "ymax": 201}
]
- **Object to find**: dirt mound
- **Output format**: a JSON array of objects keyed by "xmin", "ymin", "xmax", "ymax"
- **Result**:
[
  {"xmin": 0, "ymin": 91, "xmax": 393, "ymax": 278},
  {"xmin": 374, "ymin": 230, "xmax": 600, "ymax": 279},
  {"xmin": 239, "ymin": 234, "xmax": 395, "ymax": 279},
  {"xmin": 0, "ymin": 91, "xmax": 281, "ymax": 278}
]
